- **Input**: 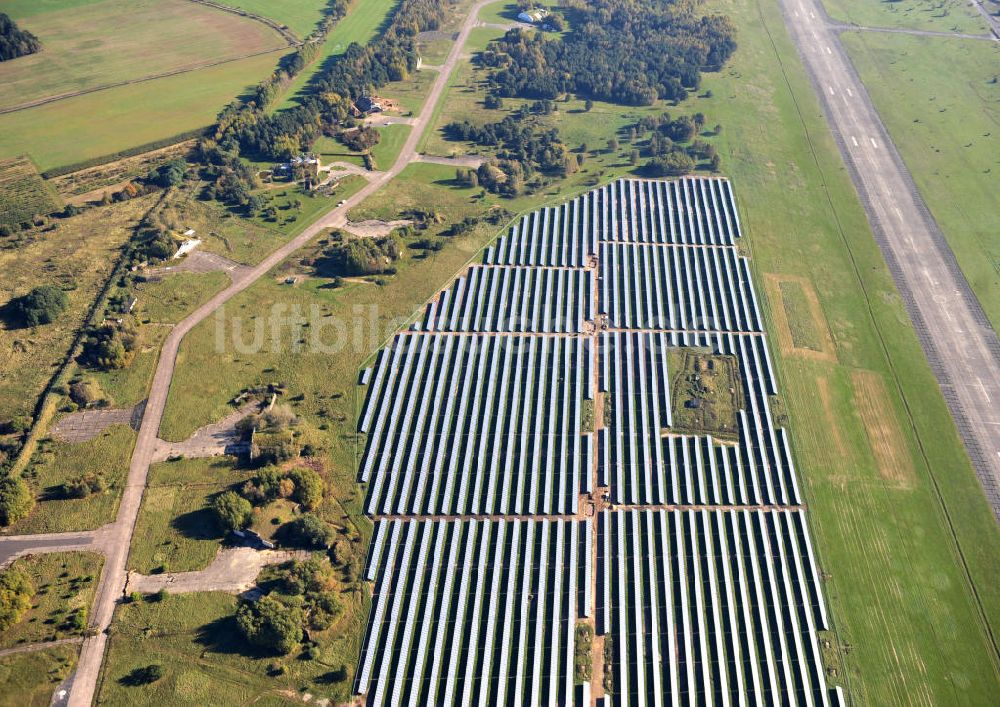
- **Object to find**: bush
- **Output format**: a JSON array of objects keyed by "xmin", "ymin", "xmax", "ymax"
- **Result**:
[
  {"xmin": 59, "ymin": 473, "xmax": 105, "ymax": 499},
  {"xmin": 236, "ymin": 596, "xmax": 303, "ymax": 655},
  {"xmin": 0, "ymin": 474, "xmax": 34, "ymax": 526},
  {"xmin": 279, "ymin": 514, "xmax": 333, "ymax": 549},
  {"xmin": 8, "ymin": 285, "xmax": 67, "ymax": 327},
  {"xmin": 81, "ymin": 321, "xmax": 139, "ymax": 371},
  {"xmin": 119, "ymin": 664, "xmax": 163, "ymax": 686},
  {"xmin": 214, "ymin": 491, "xmax": 253, "ymax": 532},
  {"xmin": 0, "ymin": 567, "xmax": 34, "ymax": 631}
]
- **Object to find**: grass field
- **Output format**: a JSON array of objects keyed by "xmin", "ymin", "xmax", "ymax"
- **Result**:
[
  {"xmin": 369, "ymin": 124, "xmax": 411, "ymax": 169},
  {"xmin": 275, "ymin": 0, "xmax": 401, "ymax": 111},
  {"xmin": 820, "ymin": 0, "xmax": 991, "ymax": 33},
  {"xmin": 221, "ymin": 0, "xmax": 332, "ymax": 38},
  {"xmin": 0, "ymin": 53, "xmax": 277, "ymax": 172},
  {"xmin": 0, "ymin": 552, "xmax": 103, "ymax": 649},
  {"xmin": 98, "ymin": 589, "xmax": 368, "ymax": 705},
  {"xmin": 135, "ymin": 273, "xmax": 229, "ymax": 325},
  {"xmin": 840, "ymin": 31, "xmax": 1000, "ymax": 329},
  {"xmin": 0, "ymin": 156, "xmax": 62, "ymax": 228},
  {"xmin": 13, "ymin": 424, "xmax": 135, "ymax": 533},
  {"xmin": 0, "ymin": 0, "xmax": 285, "ymax": 112},
  {"xmin": 0, "ymin": 197, "xmax": 151, "ymax": 428},
  {"xmin": 691, "ymin": 0, "xmax": 1000, "ymax": 701},
  {"xmin": 0, "ymin": 644, "xmax": 78, "ymax": 707},
  {"xmin": 129, "ymin": 457, "xmax": 250, "ymax": 574}
]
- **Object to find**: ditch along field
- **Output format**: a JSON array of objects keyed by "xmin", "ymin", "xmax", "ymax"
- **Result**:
[
  {"xmin": 0, "ymin": 0, "xmax": 286, "ymax": 113},
  {"xmin": 220, "ymin": 0, "xmax": 334, "ymax": 39},
  {"xmin": 839, "ymin": 31, "xmax": 1000, "ymax": 329}
]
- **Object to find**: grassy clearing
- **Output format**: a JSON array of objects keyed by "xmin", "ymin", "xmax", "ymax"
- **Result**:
[
  {"xmin": 378, "ymin": 68, "xmax": 436, "ymax": 115},
  {"xmin": 0, "ymin": 156, "xmax": 62, "ymax": 228},
  {"xmin": 693, "ymin": 0, "xmax": 1000, "ymax": 701},
  {"xmin": 370, "ymin": 124, "xmax": 411, "ymax": 169},
  {"xmin": 244, "ymin": 179, "xmax": 365, "ymax": 239},
  {"xmin": 841, "ymin": 31, "xmax": 1000, "ymax": 329},
  {"xmin": 0, "ymin": 53, "xmax": 278, "ymax": 172},
  {"xmin": 0, "ymin": 197, "xmax": 150, "ymax": 428},
  {"xmin": 0, "ymin": 552, "xmax": 104, "ymax": 649},
  {"xmin": 0, "ymin": 644, "xmax": 78, "ymax": 707},
  {"xmin": 820, "ymin": 0, "xmax": 990, "ymax": 33},
  {"xmin": 0, "ymin": 0, "xmax": 285, "ymax": 112},
  {"xmin": 275, "ymin": 0, "xmax": 401, "ymax": 111},
  {"xmin": 221, "ymin": 0, "xmax": 332, "ymax": 38},
  {"xmin": 778, "ymin": 280, "xmax": 827, "ymax": 351},
  {"xmin": 13, "ymin": 425, "xmax": 135, "ymax": 533},
  {"xmin": 136, "ymin": 273, "xmax": 229, "ymax": 325},
  {"xmin": 416, "ymin": 37, "xmax": 452, "ymax": 64},
  {"xmin": 99, "ymin": 589, "xmax": 368, "ymax": 704},
  {"xmin": 668, "ymin": 349, "xmax": 742, "ymax": 440},
  {"xmin": 129, "ymin": 457, "xmax": 250, "ymax": 574}
]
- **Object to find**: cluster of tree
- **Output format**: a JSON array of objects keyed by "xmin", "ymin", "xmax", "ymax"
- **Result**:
[
  {"xmin": 0, "ymin": 13, "xmax": 40, "ymax": 61},
  {"xmin": 80, "ymin": 320, "xmax": 139, "ymax": 371},
  {"xmin": 339, "ymin": 126, "xmax": 380, "ymax": 153},
  {"xmin": 198, "ymin": 140, "xmax": 261, "ymax": 209},
  {"xmin": 239, "ymin": 464, "xmax": 325, "ymax": 510},
  {"xmin": 146, "ymin": 158, "xmax": 188, "ymax": 188},
  {"xmin": 236, "ymin": 558, "xmax": 342, "ymax": 654},
  {"xmin": 0, "ymin": 566, "xmax": 33, "ymax": 631},
  {"xmin": 207, "ymin": 0, "xmax": 443, "ymax": 165},
  {"xmin": 0, "ymin": 473, "xmax": 33, "ymax": 526},
  {"xmin": 480, "ymin": 0, "xmax": 736, "ymax": 105},
  {"xmin": 440, "ymin": 207, "xmax": 513, "ymax": 237},
  {"xmin": 238, "ymin": 404, "xmax": 312, "ymax": 465},
  {"xmin": 277, "ymin": 513, "xmax": 333, "ymax": 549},
  {"xmin": 251, "ymin": 0, "xmax": 351, "ymax": 110},
  {"xmin": 316, "ymin": 232, "xmax": 402, "ymax": 277},
  {"xmin": 627, "ymin": 111, "xmax": 721, "ymax": 175},
  {"xmin": 6, "ymin": 285, "xmax": 67, "ymax": 327},
  {"xmin": 444, "ymin": 112, "xmax": 573, "ymax": 194}
]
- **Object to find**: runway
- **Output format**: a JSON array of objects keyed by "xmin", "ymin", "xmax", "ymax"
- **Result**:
[{"xmin": 776, "ymin": 0, "xmax": 1000, "ymax": 517}]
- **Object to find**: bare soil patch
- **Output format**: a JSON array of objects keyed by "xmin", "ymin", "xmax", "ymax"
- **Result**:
[
  {"xmin": 851, "ymin": 369, "xmax": 916, "ymax": 487},
  {"xmin": 342, "ymin": 219, "xmax": 413, "ymax": 238}
]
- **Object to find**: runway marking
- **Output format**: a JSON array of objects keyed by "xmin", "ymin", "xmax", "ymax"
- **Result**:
[
  {"xmin": 870, "ymin": 137, "xmax": 878, "ymax": 148},
  {"xmin": 828, "ymin": 86, "xmax": 836, "ymax": 95},
  {"xmin": 851, "ymin": 136, "xmax": 858, "ymax": 146},
  {"xmin": 846, "ymin": 88, "xmax": 853, "ymax": 97},
  {"xmin": 825, "ymin": 45, "xmax": 832, "ymax": 54},
  {"xmin": 810, "ymin": 11, "xmax": 816, "ymax": 18}
]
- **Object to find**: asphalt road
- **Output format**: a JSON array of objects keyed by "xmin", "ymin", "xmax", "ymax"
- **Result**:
[
  {"xmin": 776, "ymin": 0, "xmax": 1000, "ymax": 517},
  {"xmin": 63, "ymin": 3, "xmax": 496, "ymax": 705}
]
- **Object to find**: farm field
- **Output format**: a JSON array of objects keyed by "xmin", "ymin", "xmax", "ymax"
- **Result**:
[
  {"xmin": 0, "ymin": 52, "xmax": 278, "ymax": 172},
  {"xmin": 0, "ymin": 552, "xmax": 104, "ymax": 649},
  {"xmin": 221, "ymin": 0, "xmax": 332, "ymax": 38},
  {"xmin": 0, "ymin": 156, "xmax": 61, "ymax": 229},
  {"xmin": 0, "ymin": 196, "xmax": 152, "ymax": 428},
  {"xmin": 0, "ymin": 0, "xmax": 286, "ymax": 112},
  {"xmin": 0, "ymin": 644, "xmax": 79, "ymax": 707},
  {"xmin": 819, "ymin": 0, "xmax": 991, "ymax": 33},
  {"xmin": 840, "ymin": 31, "xmax": 1000, "ymax": 328},
  {"xmin": 275, "ymin": 0, "xmax": 401, "ymax": 111}
]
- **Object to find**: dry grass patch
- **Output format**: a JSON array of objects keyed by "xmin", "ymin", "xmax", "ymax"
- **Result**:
[{"xmin": 851, "ymin": 369, "xmax": 916, "ymax": 488}]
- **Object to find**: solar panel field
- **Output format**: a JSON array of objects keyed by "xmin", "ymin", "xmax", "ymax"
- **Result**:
[{"xmin": 353, "ymin": 177, "xmax": 844, "ymax": 705}]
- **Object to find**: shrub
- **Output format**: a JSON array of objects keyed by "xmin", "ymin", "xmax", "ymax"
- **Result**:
[
  {"xmin": 119, "ymin": 664, "xmax": 163, "ymax": 686},
  {"xmin": 236, "ymin": 596, "xmax": 303, "ymax": 654},
  {"xmin": 8, "ymin": 285, "xmax": 67, "ymax": 327},
  {"xmin": 214, "ymin": 491, "xmax": 253, "ymax": 532},
  {"xmin": 59, "ymin": 473, "xmax": 105, "ymax": 499},
  {"xmin": 0, "ymin": 474, "xmax": 34, "ymax": 526},
  {"xmin": 0, "ymin": 567, "xmax": 34, "ymax": 631}
]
